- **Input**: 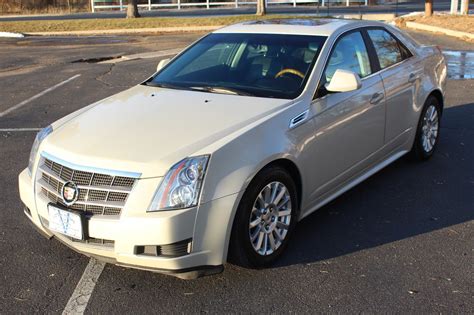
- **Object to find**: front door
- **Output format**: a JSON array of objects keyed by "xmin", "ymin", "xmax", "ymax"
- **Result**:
[{"xmin": 303, "ymin": 30, "xmax": 386, "ymax": 211}]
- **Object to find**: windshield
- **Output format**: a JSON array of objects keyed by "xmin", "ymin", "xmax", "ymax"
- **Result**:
[{"xmin": 146, "ymin": 33, "xmax": 327, "ymax": 99}]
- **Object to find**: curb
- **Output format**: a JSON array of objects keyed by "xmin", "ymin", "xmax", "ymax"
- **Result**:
[
  {"xmin": 405, "ymin": 21, "xmax": 474, "ymax": 41},
  {"xmin": 24, "ymin": 25, "xmax": 223, "ymax": 36}
]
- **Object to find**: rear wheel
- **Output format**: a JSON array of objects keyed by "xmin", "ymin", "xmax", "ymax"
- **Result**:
[
  {"xmin": 228, "ymin": 166, "xmax": 298, "ymax": 268},
  {"xmin": 411, "ymin": 95, "xmax": 441, "ymax": 160}
]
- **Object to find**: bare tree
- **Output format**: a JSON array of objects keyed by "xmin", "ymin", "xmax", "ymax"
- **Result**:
[
  {"xmin": 127, "ymin": 0, "xmax": 140, "ymax": 18},
  {"xmin": 256, "ymin": 0, "xmax": 266, "ymax": 16},
  {"xmin": 425, "ymin": 0, "xmax": 433, "ymax": 16}
]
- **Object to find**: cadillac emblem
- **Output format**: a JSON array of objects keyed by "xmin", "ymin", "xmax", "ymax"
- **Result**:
[{"xmin": 62, "ymin": 181, "xmax": 79, "ymax": 206}]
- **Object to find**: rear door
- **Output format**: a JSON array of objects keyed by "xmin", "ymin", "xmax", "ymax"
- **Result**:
[{"xmin": 366, "ymin": 28, "xmax": 420, "ymax": 146}]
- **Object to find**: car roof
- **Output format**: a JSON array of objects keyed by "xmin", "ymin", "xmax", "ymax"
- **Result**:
[{"xmin": 213, "ymin": 18, "xmax": 385, "ymax": 36}]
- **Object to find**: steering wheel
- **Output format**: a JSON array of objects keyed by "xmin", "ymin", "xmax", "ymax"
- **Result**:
[{"xmin": 274, "ymin": 68, "xmax": 305, "ymax": 79}]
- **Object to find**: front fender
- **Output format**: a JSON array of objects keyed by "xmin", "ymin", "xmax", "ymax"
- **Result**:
[
  {"xmin": 192, "ymin": 102, "xmax": 314, "ymax": 263},
  {"xmin": 200, "ymin": 101, "xmax": 312, "ymax": 204}
]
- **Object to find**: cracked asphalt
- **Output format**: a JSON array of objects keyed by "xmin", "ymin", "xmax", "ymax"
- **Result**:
[{"xmin": 0, "ymin": 30, "xmax": 472, "ymax": 313}]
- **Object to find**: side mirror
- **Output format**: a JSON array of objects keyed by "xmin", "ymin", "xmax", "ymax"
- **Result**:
[
  {"xmin": 325, "ymin": 69, "xmax": 361, "ymax": 93},
  {"xmin": 156, "ymin": 58, "xmax": 171, "ymax": 72}
]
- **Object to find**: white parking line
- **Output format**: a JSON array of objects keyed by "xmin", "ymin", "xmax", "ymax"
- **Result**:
[
  {"xmin": 0, "ymin": 74, "xmax": 80, "ymax": 118},
  {"xmin": 62, "ymin": 258, "xmax": 105, "ymax": 315},
  {"xmin": 0, "ymin": 128, "xmax": 41, "ymax": 132}
]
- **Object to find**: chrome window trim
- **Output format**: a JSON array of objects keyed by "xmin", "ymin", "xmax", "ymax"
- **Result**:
[
  {"xmin": 366, "ymin": 56, "xmax": 413, "ymax": 79},
  {"xmin": 41, "ymin": 151, "xmax": 142, "ymax": 179},
  {"xmin": 312, "ymin": 25, "xmax": 416, "ymax": 100}
]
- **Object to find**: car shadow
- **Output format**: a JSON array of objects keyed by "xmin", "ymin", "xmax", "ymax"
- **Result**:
[{"xmin": 272, "ymin": 102, "xmax": 474, "ymax": 268}]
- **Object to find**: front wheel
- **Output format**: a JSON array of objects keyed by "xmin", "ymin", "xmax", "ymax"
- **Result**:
[
  {"xmin": 228, "ymin": 166, "xmax": 298, "ymax": 268},
  {"xmin": 410, "ymin": 95, "xmax": 442, "ymax": 160}
]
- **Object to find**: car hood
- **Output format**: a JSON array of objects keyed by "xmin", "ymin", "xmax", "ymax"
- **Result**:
[{"xmin": 43, "ymin": 85, "xmax": 290, "ymax": 178}]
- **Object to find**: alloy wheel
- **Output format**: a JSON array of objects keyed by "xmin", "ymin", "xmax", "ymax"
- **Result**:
[
  {"xmin": 249, "ymin": 181, "xmax": 292, "ymax": 256},
  {"xmin": 421, "ymin": 104, "xmax": 439, "ymax": 153}
]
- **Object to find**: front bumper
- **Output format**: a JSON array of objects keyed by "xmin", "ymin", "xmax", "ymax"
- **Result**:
[{"xmin": 19, "ymin": 168, "xmax": 239, "ymax": 279}]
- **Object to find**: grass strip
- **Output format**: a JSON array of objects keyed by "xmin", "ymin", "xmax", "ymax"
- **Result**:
[{"xmin": 0, "ymin": 14, "xmax": 319, "ymax": 33}]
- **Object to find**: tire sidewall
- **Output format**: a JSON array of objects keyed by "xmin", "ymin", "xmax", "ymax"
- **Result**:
[
  {"xmin": 230, "ymin": 167, "xmax": 298, "ymax": 268},
  {"xmin": 414, "ymin": 96, "xmax": 442, "ymax": 160}
]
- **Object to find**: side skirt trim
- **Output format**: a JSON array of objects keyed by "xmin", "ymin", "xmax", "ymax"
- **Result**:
[{"xmin": 300, "ymin": 150, "xmax": 408, "ymax": 220}]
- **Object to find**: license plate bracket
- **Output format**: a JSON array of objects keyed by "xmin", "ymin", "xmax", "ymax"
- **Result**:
[{"xmin": 47, "ymin": 204, "xmax": 88, "ymax": 240}]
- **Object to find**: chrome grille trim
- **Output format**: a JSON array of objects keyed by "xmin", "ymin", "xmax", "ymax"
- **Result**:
[
  {"xmin": 41, "ymin": 151, "xmax": 141, "ymax": 179},
  {"xmin": 36, "ymin": 152, "xmax": 140, "ymax": 216}
]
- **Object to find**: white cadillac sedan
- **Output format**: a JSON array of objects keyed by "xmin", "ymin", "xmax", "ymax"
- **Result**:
[{"xmin": 19, "ymin": 19, "xmax": 446, "ymax": 279}]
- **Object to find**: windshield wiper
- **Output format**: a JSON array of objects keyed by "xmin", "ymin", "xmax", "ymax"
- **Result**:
[
  {"xmin": 144, "ymin": 82, "xmax": 255, "ymax": 96},
  {"xmin": 143, "ymin": 81, "xmax": 191, "ymax": 91},
  {"xmin": 189, "ymin": 86, "xmax": 255, "ymax": 97}
]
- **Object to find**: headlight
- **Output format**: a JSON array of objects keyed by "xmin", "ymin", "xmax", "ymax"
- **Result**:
[
  {"xmin": 28, "ymin": 125, "xmax": 53, "ymax": 176},
  {"xmin": 148, "ymin": 155, "xmax": 209, "ymax": 211}
]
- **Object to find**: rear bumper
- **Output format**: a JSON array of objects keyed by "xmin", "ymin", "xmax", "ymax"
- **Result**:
[{"xmin": 19, "ymin": 168, "xmax": 239, "ymax": 279}]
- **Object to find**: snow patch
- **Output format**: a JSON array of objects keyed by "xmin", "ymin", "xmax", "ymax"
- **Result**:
[{"xmin": 0, "ymin": 32, "xmax": 25, "ymax": 38}]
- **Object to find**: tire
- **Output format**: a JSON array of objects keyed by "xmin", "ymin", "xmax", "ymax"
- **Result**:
[
  {"xmin": 228, "ymin": 166, "xmax": 298, "ymax": 268},
  {"xmin": 410, "ymin": 95, "xmax": 442, "ymax": 161}
]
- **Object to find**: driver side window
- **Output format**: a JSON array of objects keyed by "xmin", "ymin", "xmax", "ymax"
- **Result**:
[{"xmin": 324, "ymin": 31, "xmax": 372, "ymax": 83}]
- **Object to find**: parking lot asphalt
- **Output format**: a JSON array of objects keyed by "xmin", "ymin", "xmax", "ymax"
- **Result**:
[{"xmin": 0, "ymin": 30, "xmax": 472, "ymax": 314}]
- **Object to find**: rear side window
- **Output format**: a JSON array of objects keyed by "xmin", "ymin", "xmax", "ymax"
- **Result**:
[{"xmin": 367, "ymin": 29, "xmax": 405, "ymax": 69}]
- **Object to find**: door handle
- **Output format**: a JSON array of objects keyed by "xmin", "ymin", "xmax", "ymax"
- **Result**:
[
  {"xmin": 370, "ymin": 92, "xmax": 384, "ymax": 105},
  {"xmin": 408, "ymin": 73, "xmax": 418, "ymax": 83}
]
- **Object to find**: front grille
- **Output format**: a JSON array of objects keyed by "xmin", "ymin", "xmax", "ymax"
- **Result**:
[{"xmin": 37, "ymin": 155, "xmax": 138, "ymax": 216}]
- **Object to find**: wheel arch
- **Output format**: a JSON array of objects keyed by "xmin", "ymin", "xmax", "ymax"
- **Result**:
[
  {"xmin": 256, "ymin": 158, "xmax": 303, "ymax": 212},
  {"xmin": 427, "ymin": 89, "xmax": 444, "ymax": 115},
  {"xmin": 224, "ymin": 157, "xmax": 303, "ymax": 262}
]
